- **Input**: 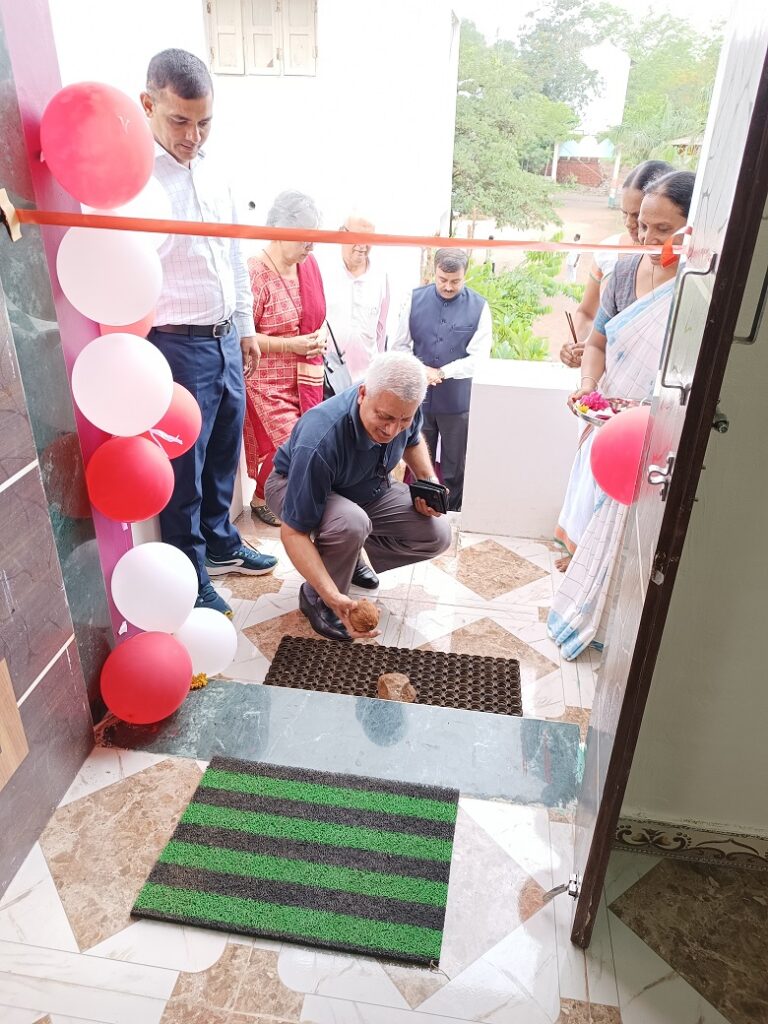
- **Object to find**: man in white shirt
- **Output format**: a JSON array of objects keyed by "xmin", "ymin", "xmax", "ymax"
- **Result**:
[
  {"xmin": 141, "ymin": 49, "xmax": 276, "ymax": 617},
  {"xmin": 393, "ymin": 249, "xmax": 492, "ymax": 512},
  {"xmin": 320, "ymin": 215, "xmax": 390, "ymax": 384}
]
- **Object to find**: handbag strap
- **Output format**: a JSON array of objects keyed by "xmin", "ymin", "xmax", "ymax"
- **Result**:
[{"xmin": 325, "ymin": 321, "xmax": 345, "ymax": 362}]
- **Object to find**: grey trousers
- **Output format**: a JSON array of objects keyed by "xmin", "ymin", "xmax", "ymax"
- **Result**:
[
  {"xmin": 422, "ymin": 410, "xmax": 469, "ymax": 512},
  {"xmin": 265, "ymin": 472, "xmax": 452, "ymax": 600}
]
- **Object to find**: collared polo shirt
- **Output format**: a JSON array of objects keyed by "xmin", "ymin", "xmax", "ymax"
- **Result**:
[{"xmin": 272, "ymin": 385, "xmax": 423, "ymax": 532}]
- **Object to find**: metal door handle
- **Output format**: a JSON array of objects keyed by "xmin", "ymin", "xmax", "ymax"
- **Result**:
[
  {"xmin": 660, "ymin": 253, "xmax": 718, "ymax": 405},
  {"xmin": 647, "ymin": 452, "xmax": 676, "ymax": 501}
]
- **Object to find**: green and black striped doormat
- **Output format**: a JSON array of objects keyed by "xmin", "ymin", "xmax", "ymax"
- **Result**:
[{"xmin": 132, "ymin": 757, "xmax": 459, "ymax": 965}]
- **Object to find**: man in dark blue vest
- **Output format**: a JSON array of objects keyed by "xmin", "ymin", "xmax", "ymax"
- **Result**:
[{"xmin": 393, "ymin": 249, "xmax": 492, "ymax": 511}]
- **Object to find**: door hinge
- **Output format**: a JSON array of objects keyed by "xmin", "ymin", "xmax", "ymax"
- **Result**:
[{"xmin": 543, "ymin": 873, "xmax": 581, "ymax": 902}]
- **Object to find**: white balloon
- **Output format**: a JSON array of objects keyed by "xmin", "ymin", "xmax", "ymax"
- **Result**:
[
  {"xmin": 85, "ymin": 177, "xmax": 172, "ymax": 249},
  {"xmin": 72, "ymin": 333, "xmax": 173, "ymax": 435},
  {"xmin": 57, "ymin": 226, "xmax": 162, "ymax": 325},
  {"xmin": 174, "ymin": 607, "xmax": 238, "ymax": 677},
  {"xmin": 111, "ymin": 542, "xmax": 198, "ymax": 633}
]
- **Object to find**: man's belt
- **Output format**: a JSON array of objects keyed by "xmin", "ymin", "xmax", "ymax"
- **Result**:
[{"xmin": 154, "ymin": 319, "xmax": 232, "ymax": 338}]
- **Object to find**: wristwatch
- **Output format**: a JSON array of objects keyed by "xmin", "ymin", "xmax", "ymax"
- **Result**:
[{"xmin": 436, "ymin": 368, "xmax": 446, "ymax": 381}]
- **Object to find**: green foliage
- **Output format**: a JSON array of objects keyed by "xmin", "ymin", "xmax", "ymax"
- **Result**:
[
  {"xmin": 465, "ymin": 246, "xmax": 582, "ymax": 361},
  {"xmin": 604, "ymin": 14, "xmax": 723, "ymax": 165},
  {"xmin": 453, "ymin": 20, "xmax": 578, "ymax": 229}
]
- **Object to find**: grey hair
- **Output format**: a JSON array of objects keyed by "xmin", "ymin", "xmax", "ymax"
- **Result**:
[
  {"xmin": 266, "ymin": 190, "xmax": 321, "ymax": 230},
  {"xmin": 146, "ymin": 49, "xmax": 212, "ymax": 99},
  {"xmin": 435, "ymin": 247, "xmax": 468, "ymax": 273},
  {"xmin": 364, "ymin": 352, "xmax": 427, "ymax": 404}
]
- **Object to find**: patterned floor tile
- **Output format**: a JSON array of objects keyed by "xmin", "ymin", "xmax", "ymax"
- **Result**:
[
  {"xmin": 419, "ymin": 617, "xmax": 559, "ymax": 687},
  {"xmin": 381, "ymin": 963, "xmax": 448, "ymax": 1009},
  {"xmin": 438, "ymin": 808, "xmax": 548, "ymax": 980},
  {"xmin": 610, "ymin": 859, "xmax": 768, "ymax": 1024},
  {"xmin": 556, "ymin": 998, "xmax": 622, "ymax": 1022},
  {"xmin": 435, "ymin": 538, "xmax": 549, "ymax": 601},
  {"xmin": 160, "ymin": 941, "xmax": 302, "ymax": 1023},
  {"xmin": 38, "ymin": 758, "xmax": 202, "ymax": 951}
]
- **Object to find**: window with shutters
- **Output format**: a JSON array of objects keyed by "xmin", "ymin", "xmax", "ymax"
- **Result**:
[{"xmin": 205, "ymin": 0, "xmax": 318, "ymax": 77}]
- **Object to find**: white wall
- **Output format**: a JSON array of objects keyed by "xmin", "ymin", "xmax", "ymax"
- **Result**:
[
  {"xmin": 48, "ymin": 0, "xmax": 460, "ymax": 318},
  {"xmin": 623, "ymin": 215, "xmax": 768, "ymax": 837},
  {"xmin": 462, "ymin": 359, "xmax": 579, "ymax": 537}
]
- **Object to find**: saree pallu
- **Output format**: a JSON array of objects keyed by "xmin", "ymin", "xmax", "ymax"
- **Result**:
[{"xmin": 548, "ymin": 280, "xmax": 675, "ymax": 660}]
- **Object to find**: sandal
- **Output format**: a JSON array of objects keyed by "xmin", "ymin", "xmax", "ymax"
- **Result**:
[{"xmin": 250, "ymin": 500, "xmax": 281, "ymax": 527}]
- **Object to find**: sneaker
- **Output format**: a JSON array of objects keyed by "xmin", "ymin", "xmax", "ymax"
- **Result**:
[
  {"xmin": 205, "ymin": 539, "xmax": 278, "ymax": 577},
  {"xmin": 195, "ymin": 581, "xmax": 233, "ymax": 617}
]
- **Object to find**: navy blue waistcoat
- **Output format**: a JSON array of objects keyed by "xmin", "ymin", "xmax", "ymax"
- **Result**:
[{"xmin": 409, "ymin": 284, "xmax": 485, "ymax": 414}]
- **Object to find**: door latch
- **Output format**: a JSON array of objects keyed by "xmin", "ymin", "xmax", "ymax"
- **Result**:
[
  {"xmin": 647, "ymin": 452, "xmax": 676, "ymax": 501},
  {"xmin": 543, "ymin": 873, "xmax": 581, "ymax": 902}
]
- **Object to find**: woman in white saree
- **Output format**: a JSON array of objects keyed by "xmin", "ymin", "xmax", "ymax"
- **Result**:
[{"xmin": 548, "ymin": 171, "xmax": 696, "ymax": 660}]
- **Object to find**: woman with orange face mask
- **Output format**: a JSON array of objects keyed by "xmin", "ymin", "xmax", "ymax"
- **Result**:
[{"xmin": 549, "ymin": 170, "xmax": 695, "ymax": 660}]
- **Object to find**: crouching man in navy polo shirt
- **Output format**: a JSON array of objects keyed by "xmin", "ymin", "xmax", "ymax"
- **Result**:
[{"xmin": 264, "ymin": 352, "xmax": 452, "ymax": 641}]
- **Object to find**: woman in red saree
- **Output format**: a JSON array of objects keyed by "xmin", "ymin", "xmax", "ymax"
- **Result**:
[{"xmin": 243, "ymin": 191, "xmax": 327, "ymax": 525}]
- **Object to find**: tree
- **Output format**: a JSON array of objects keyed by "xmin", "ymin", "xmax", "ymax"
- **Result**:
[
  {"xmin": 515, "ymin": 0, "xmax": 622, "ymax": 112},
  {"xmin": 605, "ymin": 14, "xmax": 723, "ymax": 165},
  {"xmin": 452, "ymin": 21, "xmax": 578, "ymax": 229}
]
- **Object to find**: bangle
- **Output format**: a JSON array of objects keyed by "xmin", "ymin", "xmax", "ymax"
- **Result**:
[
  {"xmin": 580, "ymin": 375, "xmax": 597, "ymax": 387},
  {"xmin": 281, "ymin": 339, "xmax": 286, "ymax": 354}
]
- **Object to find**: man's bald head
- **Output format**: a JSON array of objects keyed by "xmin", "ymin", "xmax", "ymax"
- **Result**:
[{"xmin": 341, "ymin": 215, "xmax": 374, "ymax": 275}]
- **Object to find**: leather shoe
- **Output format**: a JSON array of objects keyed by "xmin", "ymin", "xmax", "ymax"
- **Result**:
[
  {"xmin": 351, "ymin": 559, "xmax": 379, "ymax": 590},
  {"xmin": 299, "ymin": 584, "xmax": 351, "ymax": 641}
]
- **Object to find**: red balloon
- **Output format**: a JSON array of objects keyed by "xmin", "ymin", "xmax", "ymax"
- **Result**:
[
  {"xmin": 100, "ymin": 309, "xmax": 156, "ymax": 338},
  {"xmin": 86, "ymin": 435, "xmax": 174, "ymax": 522},
  {"xmin": 142, "ymin": 383, "xmax": 202, "ymax": 459},
  {"xmin": 40, "ymin": 83, "xmax": 154, "ymax": 208},
  {"xmin": 590, "ymin": 406, "xmax": 651, "ymax": 505},
  {"xmin": 101, "ymin": 632, "xmax": 192, "ymax": 724}
]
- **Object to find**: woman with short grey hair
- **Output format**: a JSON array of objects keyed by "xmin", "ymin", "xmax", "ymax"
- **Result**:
[{"xmin": 244, "ymin": 189, "xmax": 328, "ymax": 525}]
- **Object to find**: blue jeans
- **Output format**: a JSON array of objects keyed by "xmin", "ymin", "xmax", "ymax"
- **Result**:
[{"xmin": 149, "ymin": 325, "xmax": 245, "ymax": 586}]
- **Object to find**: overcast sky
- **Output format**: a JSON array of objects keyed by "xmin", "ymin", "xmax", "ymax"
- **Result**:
[{"xmin": 454, "ymin": 0, "xmax": 733, "ymax": 42}]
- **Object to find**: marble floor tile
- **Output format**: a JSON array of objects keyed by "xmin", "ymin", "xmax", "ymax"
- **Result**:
[
  {"xmin": 418, "ymin": 616, "xmax": 560, "ymax": 693},
  {"xmin": 420, "ymin": 904, "xmax": 560, "ymax": 1023},
  {"xmin": 58, "ymin": 748, "xmax": 169, "ymax": 807},
  {"xmin": 242, "ymin": 598, "xmax": 406, "ymax": 661},
  {"xmin": 381, "ymin": 962, "xmax": 449, "ymax": 1009},
  {"xmin": 607, "ymin": 913, "xmax": 730, "ymax": 1024},
  {"xmin": 0, "ymin": 1007, "xmax": 47, "ymax": 1024},
  {"xmin": 397, "ymin": 601, "xmax": 487, "ymax": 649},
  {"xmin": 0, "ymin": 939, "xmax": 177, "ymax": 1024},
  {"xmin": 610, "ymin": 859, "xmax": 768, "ymax": 1024},
  {"xmin": 0, "ymin": 844, "xmax": 77, "ymax": 952},
  {"xmin": 159, "ymin": 941, "xmax": 303, "ymax": 1023},
  {"xmin": 548, "ymin": 822, "xmax": 588, "ymax": 1005},
  {"xmin": 277, "ymin": 946, "xmax": 409, "ymax": 1007},
  {"xmin": 438, "ymin": 809, "xmax": 548, "ymax": 980},
  {"xmin": 102, "ymin": 689, "xmax": 580, "ymax": 805},
  {"xmin": 434, "ymin": 539, "xmax": 550, "ymax": 602},
  {"xmin": 583, "ymin": 896, "xmax": 620, "ymax": 1009},
  {"xmin": 555, "ymin": 999, "xmax": 622, "ymax": 1022},
  {"xmin": 39, "ymin": 758, "xmax": 203, "ymax": 951},
  {"xmin": 86, "ymin": 918, "xmax": 228, "ymax": 973},
  {"xmin": 603, "ymin": 851, "xmax": 660, "ymax": 906},
  {"xmin": 300, "ymin": 994, "xmax": 482, "ymax": 1023},
  {"xmin": 459, "ymin": 798, "xmax": 555, "ymax": 891}
]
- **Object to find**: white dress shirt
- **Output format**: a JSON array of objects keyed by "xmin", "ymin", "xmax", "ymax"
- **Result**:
[
  {"xmin": 152, "ymin": 144, "xmax": 255, "ymax": 337},
  {"xmin": 393, "ymin": 291, "xmax": 493, "ymax": 379},
  {"xmin": 318, "ymin": 252, "xmax": 390, "ymax": 382}
]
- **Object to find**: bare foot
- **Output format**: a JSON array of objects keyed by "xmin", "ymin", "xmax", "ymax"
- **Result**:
[{"xmin": 555, "ymin": 554, "xmax": 572, "ymax": 573}]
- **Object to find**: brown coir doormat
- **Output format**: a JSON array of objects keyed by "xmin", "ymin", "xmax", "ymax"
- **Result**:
[{"xmin": 263, "ymin": 636, "xmax": 522, "ymax": 716}]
